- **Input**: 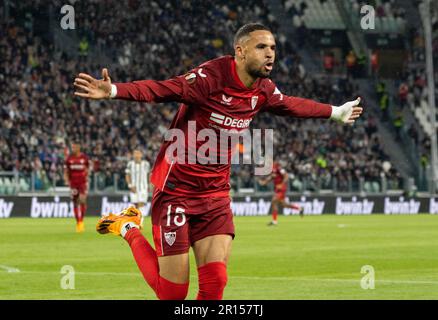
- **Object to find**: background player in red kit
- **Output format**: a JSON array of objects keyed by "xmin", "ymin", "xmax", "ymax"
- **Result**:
[
  {"xmin": 63, "ymin": 141, "xmax": 90, "ymax": 233},
  {"xmin": 74, "ymin": 23, "xmax": 363, "ymax": 299},
  {"xmin": 259, "ymin": 161, "xmax": 303, "ymax": 226}
]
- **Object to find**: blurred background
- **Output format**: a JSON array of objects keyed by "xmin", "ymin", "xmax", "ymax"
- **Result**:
[{"xmin": 0, "ymin": 0, "xmax": 437, "ymax": 199}]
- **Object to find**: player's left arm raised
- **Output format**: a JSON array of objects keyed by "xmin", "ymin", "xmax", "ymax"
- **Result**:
[
  {"xmin": 74, "ymin": 66, "xmax": 213, "ymax": 105},
  {"xmin": 263, "ymin": 83, "xmax": 363, "ymax": 124}
]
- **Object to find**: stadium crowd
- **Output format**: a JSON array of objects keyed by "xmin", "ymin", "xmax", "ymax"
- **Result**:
[
  {"xmin": 387, "ymin": 0, "xmax": 438, "ymax": 174},
  {"xmin": 0, "ymin": 0, "xmax": 402, "ymax": 193}
]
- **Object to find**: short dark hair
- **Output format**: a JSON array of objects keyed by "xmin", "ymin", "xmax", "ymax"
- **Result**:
[{"xmin": 233, "ymin": 23, "xmax": 272, "ymax": 47}]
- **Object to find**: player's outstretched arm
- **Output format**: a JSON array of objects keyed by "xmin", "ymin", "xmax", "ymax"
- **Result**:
[
  {"xmin": 269, "ymin": 95, "xmax": 364, "ymax": 124},
  {"xmin": 74, "ymin": 68, "xmax": 112, "ymax": 99},
  {"xmin": 264, "ymin": 83, "xmax": 363, "ymax": 125},
  {"xmin": 75, "ymin": 64, "xmax": 212, "ymax": 104}
]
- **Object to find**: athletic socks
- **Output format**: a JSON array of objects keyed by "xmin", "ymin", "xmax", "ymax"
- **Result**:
[
  {"xmin": 196, "ymin": 261, "xmax": 228, "ymax": 300},
  {"xmin": 272, "ymin": 204, "xmax": 302, "ymax": 222},
  {"xmin": 80, "ymin": 203, "xmax": 86, "ymax": 222},
  {"xmin": 272, "ymin": 209, "xmax": 278, "ymax": 222},
  {"xmin": 156, "ymin": 275, "xmax": 190, "ymax": 300},
  {"xmin": 73, "ymin": 204, "xmax": 86, "ymax": 223},
  {"xmin": 124, "ymin": 226, "xmax": 189, "ymax": 300},
  {"xmin": 123, "ymin": 224, "xmax": 227, "ymax": 300},
  {"xmin": 73, "ymin": 206, "xmax": 80, "ymax": 223},
  {"xmin": 286, "ymin": 203, "xmax": 301, "ymax": 211}
]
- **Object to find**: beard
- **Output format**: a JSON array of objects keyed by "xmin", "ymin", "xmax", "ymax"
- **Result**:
[{"xmin": 246, "ymin": 62, "xmax": 271, "ymax": 79}]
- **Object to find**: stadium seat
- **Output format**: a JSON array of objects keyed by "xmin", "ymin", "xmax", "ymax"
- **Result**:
[
  {"xmin": 415, "ymin": 100, "xmax": 434, "ymax": 136},
  {"xmin": 19, "ymin": 178, "xmax": 30, "ymax": 192},
  {"xmin": 397, "ymin": 18, "xmax": 406, "ymax": 33},
  {"xmin": 302, "ymin": 0, "xmax": 345, "ymax": 29},
  {"xmin": 0, "ymin": 178, "xmax": 5, "ymax": 194},
  {"xmin": 3, "ymin": 177, "xmax": 13, "ymax": 195}
]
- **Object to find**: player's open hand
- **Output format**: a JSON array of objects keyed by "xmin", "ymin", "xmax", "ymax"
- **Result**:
[
  {"xmin": 74, "ymin": 68, "xmax": 112, "ymax": 99},
  {"xmin": 330, "ymin": 97, "xmax": 363, "ymax": 124}
]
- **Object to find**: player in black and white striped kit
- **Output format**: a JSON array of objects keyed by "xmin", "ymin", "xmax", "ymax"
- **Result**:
[{"xmin": 125, "ymin": 149, "xmax": 150, "ymax": 228}]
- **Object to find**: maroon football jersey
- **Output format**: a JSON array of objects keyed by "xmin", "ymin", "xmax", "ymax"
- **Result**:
[
  {"xmin": 272, "ymin": 162, "xmax": 287, "ymax": 187},
  {"xmin": 64, "ymin": 153, "xmax": 89, "ymax": 186},
  {"xmin": 114, "ymin": 55, "xmax": 331, "ymax": 197}
]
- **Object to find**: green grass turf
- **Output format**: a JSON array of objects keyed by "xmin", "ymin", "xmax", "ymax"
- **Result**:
[{"xmin": 0, "ymin": 215, "xmax": 437, "ymax": 300}]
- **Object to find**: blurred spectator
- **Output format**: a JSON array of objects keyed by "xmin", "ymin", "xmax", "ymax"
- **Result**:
[
  {"xmin": 371, "ymin": 50, "xmax": 379, "ymax": 76},
  {"xmin": 408, "ymin": 124, "xmax": 419, "ymax": 146},
  {"xmin": 323, "ymin": 51, "xmax": 335, "ymax": 74},
  {"xmin": 346, "ymin": 50, "xmax": 357, "ymax": 78},
  {"xmin": 356, "ymin": 51, "xmax": 367, "ymax": 77},
  {"xmin": 78, "ymin": 37, "xmax": 89, "ymax": 62},
  {"xmin": 393, "ymin": 111, "xmax": 404, "ymax": 141},
  {"xmin": 380, "ymin": 94, "xmax": 389, "ymax": 121},
  {"xmin": 398, "ymin": 82, "xmax": 409, "ymax": 108}
]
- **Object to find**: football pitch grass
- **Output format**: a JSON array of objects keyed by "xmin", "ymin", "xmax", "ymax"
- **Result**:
[{"xmin": 1, "ymin": 215, "xmax": 437, "ymax": 300}]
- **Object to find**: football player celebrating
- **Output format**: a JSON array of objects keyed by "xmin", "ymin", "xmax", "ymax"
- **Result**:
[
  {"xmin": 74, "ymin": 23, "xmax": 362, "ymax": 299},
  {"xmin": 64, "ymin": 141, "xmax": 90, "ymax": 233}
]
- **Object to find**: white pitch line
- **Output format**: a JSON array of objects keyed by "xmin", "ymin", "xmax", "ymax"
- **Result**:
[
  {"xmin": 231, "ymin": 275, "xmax": 438, "ymax": 285},
  {"xmin": 0, "ymin": 265, "xmax": 20, "ymax": 273},
  {"xmin": 3, "ymin": 270, "xmax": 438, "ymax": 285}
]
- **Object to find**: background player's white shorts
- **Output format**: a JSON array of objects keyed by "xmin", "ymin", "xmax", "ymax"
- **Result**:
[{"xmin": 130, "ymin": 191, "xmax": 148, "ymax": 204}]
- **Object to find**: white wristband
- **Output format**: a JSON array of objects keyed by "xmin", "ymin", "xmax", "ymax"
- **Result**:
[
  {"xmin": 110, "ymin": 84, "xmax": 117, "ymax": 98},
  {"xmin": 330, "ymin": 105, "xmax": 344, "ymax": 121}
]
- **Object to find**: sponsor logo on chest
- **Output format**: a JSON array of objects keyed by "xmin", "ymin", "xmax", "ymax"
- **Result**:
[
  {"xmin": 209, "ymin": 112, "xmax": 252, "ymax": 129},
  {"xmin": 219, "ymin": 94, "xmax": 259, "ymax": 110},
  {"xmin": 70, "ymin": 164, "xmax": 85, "ymax": 170},
  {"xmin": 221, "ymin": 94, "xmax": 233, "ymax": 105}
]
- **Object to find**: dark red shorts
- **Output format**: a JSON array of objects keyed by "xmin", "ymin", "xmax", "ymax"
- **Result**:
[
  {"xmin": 70, "ymin": 184, "xmax": 88, "ymax": 202},
  {"xmin": 151, "ymin": 189, "xmax": 235, "ymax": 256},
  {"xmin": 275, "ymin": 192, "xmax": 286, "ymax": 201},
  {"xmin": 274, "ymin": 186, "xmax": 286, "ymax": 201}
]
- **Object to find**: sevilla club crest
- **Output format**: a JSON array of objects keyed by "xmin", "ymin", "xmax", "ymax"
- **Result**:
[{"xmin": 164, "ymin": 232, "xmax": 176, "ymax": 246}]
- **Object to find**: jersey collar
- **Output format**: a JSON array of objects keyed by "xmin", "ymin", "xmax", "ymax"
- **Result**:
[{"xmin": 226, "ymin": 57, "xmax": 261, "ymax": 98}]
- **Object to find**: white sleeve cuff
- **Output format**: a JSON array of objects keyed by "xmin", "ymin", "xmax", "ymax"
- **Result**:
[
  {"xmin": 110, "ymin": 84, "xmax": 117, "ymax": 98},
  {"xmin": 330, "ymin": 105, "xmax": 341, "ymax": 121}
]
